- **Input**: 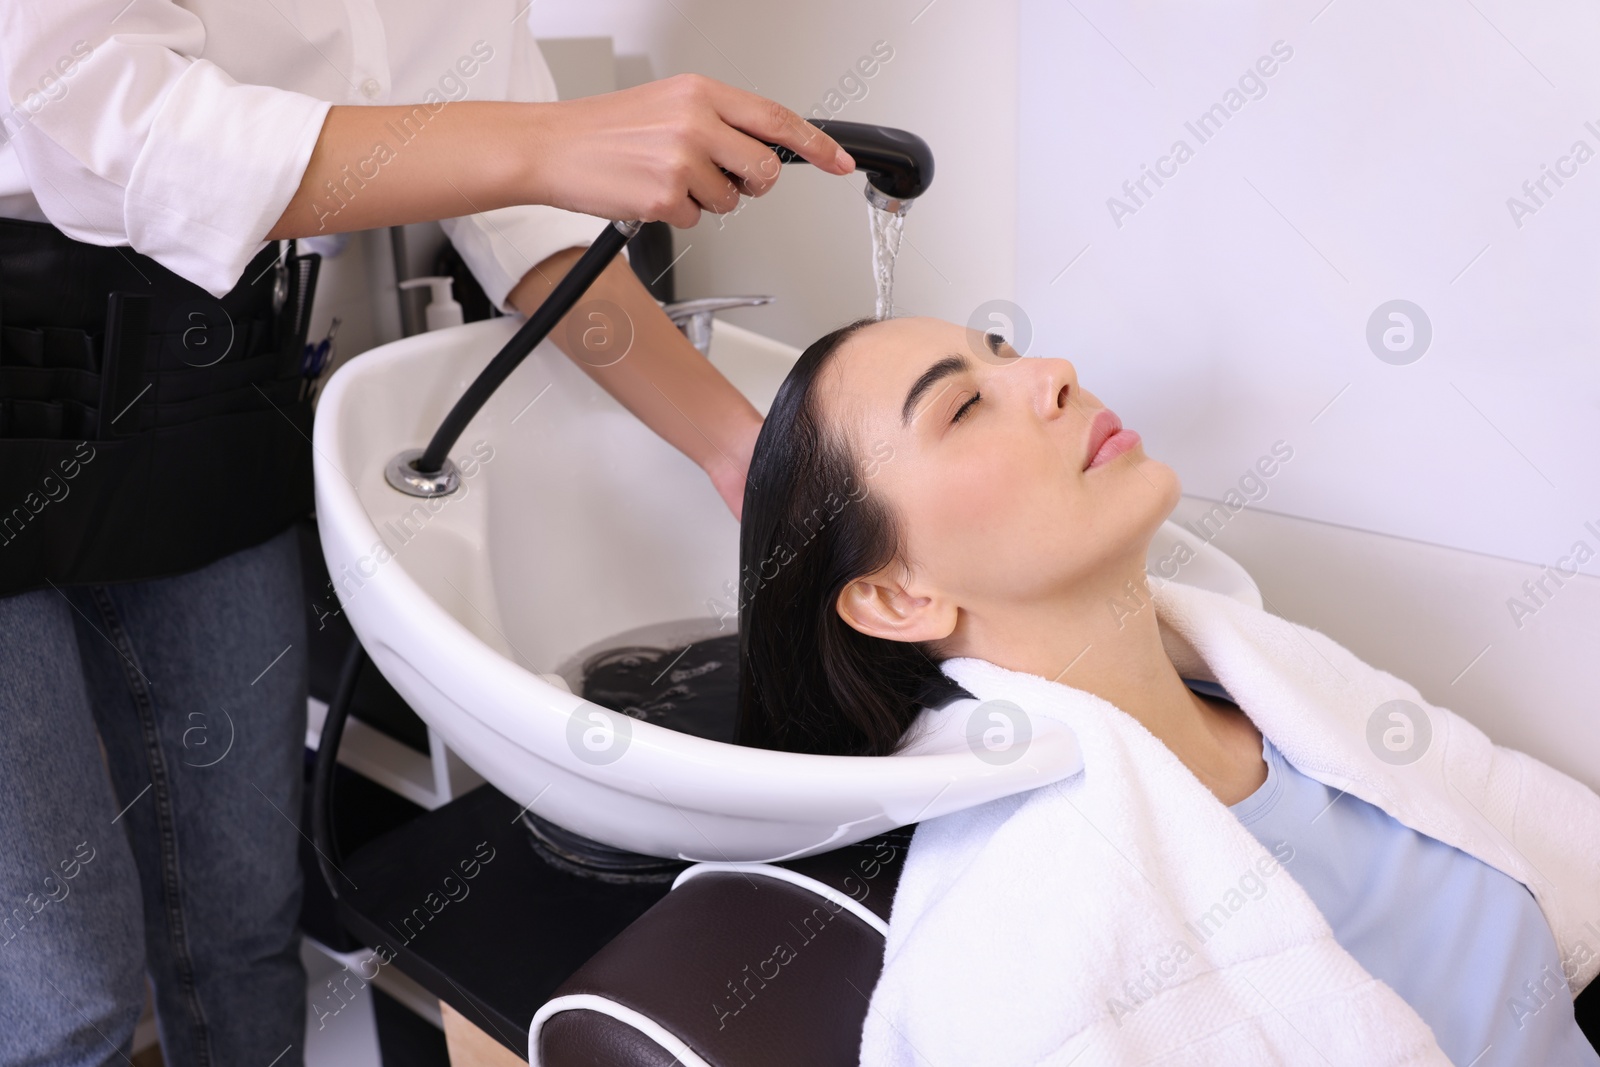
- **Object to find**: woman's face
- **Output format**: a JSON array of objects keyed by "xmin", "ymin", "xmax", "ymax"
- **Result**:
[{"xmin": 815, "ymin": 316, "xmax": 1182, "ymax": 651}]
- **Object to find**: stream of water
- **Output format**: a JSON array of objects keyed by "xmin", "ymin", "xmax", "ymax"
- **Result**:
[{"xmin": 868, "ymin": 202, "xmax": 908, "ymax": 319}]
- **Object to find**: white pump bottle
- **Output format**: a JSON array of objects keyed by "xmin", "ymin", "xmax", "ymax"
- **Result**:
[{"xmin": 398, "ymin": 276, "xmax": 465, "ymax": 331}]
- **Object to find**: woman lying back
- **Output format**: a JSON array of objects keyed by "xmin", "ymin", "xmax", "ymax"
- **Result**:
[{"xmin": 735, "ymin": 315, "xmax": 1600, "ymax": 1065}]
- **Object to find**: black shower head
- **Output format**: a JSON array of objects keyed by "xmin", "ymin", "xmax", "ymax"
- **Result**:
[{"xmin": 767, "ymin": 119, "xmax": 934, "ymax": 210}]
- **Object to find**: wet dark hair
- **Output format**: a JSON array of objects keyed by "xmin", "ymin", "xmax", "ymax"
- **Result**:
[{"xmin": 735, "ymin": 318, "xmax": 975, "ymax": 757}]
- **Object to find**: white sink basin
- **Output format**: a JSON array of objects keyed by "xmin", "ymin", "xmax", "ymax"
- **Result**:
[{"xmin": 313, "ymin": 317, "xmax": 1261, "ymax": 862}]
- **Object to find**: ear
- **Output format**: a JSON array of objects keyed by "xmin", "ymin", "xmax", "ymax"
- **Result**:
[{"xmin": 835, "ymin": 566, "xmax": 957, "ymax": 644}]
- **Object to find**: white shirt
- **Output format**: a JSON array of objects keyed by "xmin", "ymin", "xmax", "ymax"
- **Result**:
[{"xmin": 0, "ymin": 0, "xmax": 607, "ymax": 308}]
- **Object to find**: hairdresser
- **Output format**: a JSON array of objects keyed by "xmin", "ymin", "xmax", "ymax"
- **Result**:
[{"xmin": 0, "ymin": 2, "xmax": 850, "ymax": 1062}]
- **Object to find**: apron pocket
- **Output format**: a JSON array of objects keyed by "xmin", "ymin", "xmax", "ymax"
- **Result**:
[
  {"xmin": 0, "ymin": 403, "xmax": 313, "ymax": 595},
  {"xmin": 1, "ymin": 323, "xmax": 100, "ymax": 371}
]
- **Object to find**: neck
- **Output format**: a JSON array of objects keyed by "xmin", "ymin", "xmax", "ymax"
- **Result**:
[{"xmin": 947, "ymin": 554, "xmax": 1212, "ymax": 751}]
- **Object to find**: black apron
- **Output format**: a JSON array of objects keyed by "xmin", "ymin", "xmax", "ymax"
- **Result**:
[{"xmin": 0, "ymin": 217, "xmax": 321, "ymax": 597}]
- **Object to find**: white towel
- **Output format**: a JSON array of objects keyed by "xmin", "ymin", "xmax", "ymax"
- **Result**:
[{"xmin": 860, "ymin": 579, "xmax": 1600, "ymax": 1066}]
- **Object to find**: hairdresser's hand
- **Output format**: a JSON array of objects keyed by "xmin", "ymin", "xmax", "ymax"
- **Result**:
[
  {"xmin": 518, "ymin": 74, "xmax": 856, "ymax": 228},
  {"xmin": 269, "ymin": 76, "xmax": 852, "ymax": 240}
]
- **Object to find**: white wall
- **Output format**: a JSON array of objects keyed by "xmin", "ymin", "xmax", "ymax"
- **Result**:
[
  {"xmin": 1010, "ymin": 0, "xmax": 1598, "ymax": 784},
  {"xmin": 525, "ymin": 0, "xmax": 1018, "ymax": 348},
  {"xmin": 1017, "ymin": 0, "xmax": 1600, "ymax": 578}
]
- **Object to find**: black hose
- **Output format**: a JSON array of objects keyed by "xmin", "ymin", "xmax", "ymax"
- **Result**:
[
  {"xmin": 409, "ymin": 123, "xmax": 931, "ymax": 481},
  {"xmin": 312, "ymin": 638, "xmax": 366, "ymax": 902},
  {"xmin": 413, "ymin": 220, "xmax": 637, "ymax": 475}
]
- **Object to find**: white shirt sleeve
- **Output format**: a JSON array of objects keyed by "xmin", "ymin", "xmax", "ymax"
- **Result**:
[
  {"xmin": 0, "ymin": 1, "xmax": 331, "ymax": 297},
  {"xmin": 436, "ymin": 25, "xmax": 622, "ymax": 315}
]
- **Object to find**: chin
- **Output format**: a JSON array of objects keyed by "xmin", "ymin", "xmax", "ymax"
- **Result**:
[
  {"xmin": 1134, "ymin": 455, "xmax": 1183, "ymax": 522},
  {"xmin": 1107, "ymin": 445, "xmax": 1178, "ymax": 485}
]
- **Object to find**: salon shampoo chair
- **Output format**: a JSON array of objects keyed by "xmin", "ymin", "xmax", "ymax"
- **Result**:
[
  {"xmin": 529, "ymin": 827, "xmax": 913, "ymax": 1067},
  {"xmin": 527, "ymin": 838, "xmax": 1600, "ymax": 1067}
]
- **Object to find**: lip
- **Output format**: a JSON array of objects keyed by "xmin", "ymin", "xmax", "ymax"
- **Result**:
[
  {"xmin": 1084, "ymin": 409, "xmax": 1141, "ymax": 470},
  {"xmin": 1083, "ymin": 408, "xmax": 1121, "ymax": 470}
]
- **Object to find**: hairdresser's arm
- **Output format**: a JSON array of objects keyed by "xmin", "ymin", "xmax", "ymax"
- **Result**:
[
  {"xmin": 268, "ymin": 75, "xmax": 853, "ymax": 239},
  {"xmin": 506, "ymin": 247, "xmax": 761, "ymax": 521}
]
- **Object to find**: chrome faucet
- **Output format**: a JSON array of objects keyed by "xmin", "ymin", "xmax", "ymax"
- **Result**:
[{"xmin": 662, "ymin": 295, "xmax": 774, "ymax": 355}]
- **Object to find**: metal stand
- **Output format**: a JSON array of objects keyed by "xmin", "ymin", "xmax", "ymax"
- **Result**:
[
  {"xmin": 519, "ymin": 811, "xmax": 689, "ymax": 885},
  {"xmin": 310, "ymin": 639, "xmax": 689, "ymax": 901}
]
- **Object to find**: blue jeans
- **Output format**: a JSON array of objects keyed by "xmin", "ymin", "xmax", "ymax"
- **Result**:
[{"xmin": 0, "ymin": 525, "xmax": 309, "ymax": 1066}]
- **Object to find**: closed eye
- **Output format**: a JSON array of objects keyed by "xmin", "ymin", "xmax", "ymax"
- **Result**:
[{"xmin": 951, "ymin": 391, "xmax": 981, "ymax": 424}]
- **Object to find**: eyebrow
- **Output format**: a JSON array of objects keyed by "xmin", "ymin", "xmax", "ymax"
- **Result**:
[{"xmin": 900, "ymin": 334, "xmax": 1004, "ymax": 427}]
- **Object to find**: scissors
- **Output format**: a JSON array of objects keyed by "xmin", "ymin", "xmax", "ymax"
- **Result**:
[{"xmin": 300, "ymin": 316, "xmax": 341, "ymax": 402}]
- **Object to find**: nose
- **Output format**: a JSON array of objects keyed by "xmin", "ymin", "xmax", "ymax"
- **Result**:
[{"xmin": 1032, "ymin": 358, "xmax": 1077, "ymax": 423}]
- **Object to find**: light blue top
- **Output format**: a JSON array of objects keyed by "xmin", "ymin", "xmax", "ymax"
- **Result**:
[{"xmin": 1182, "ymin": 678, "xmax": 1599, "ymax": 1067}]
